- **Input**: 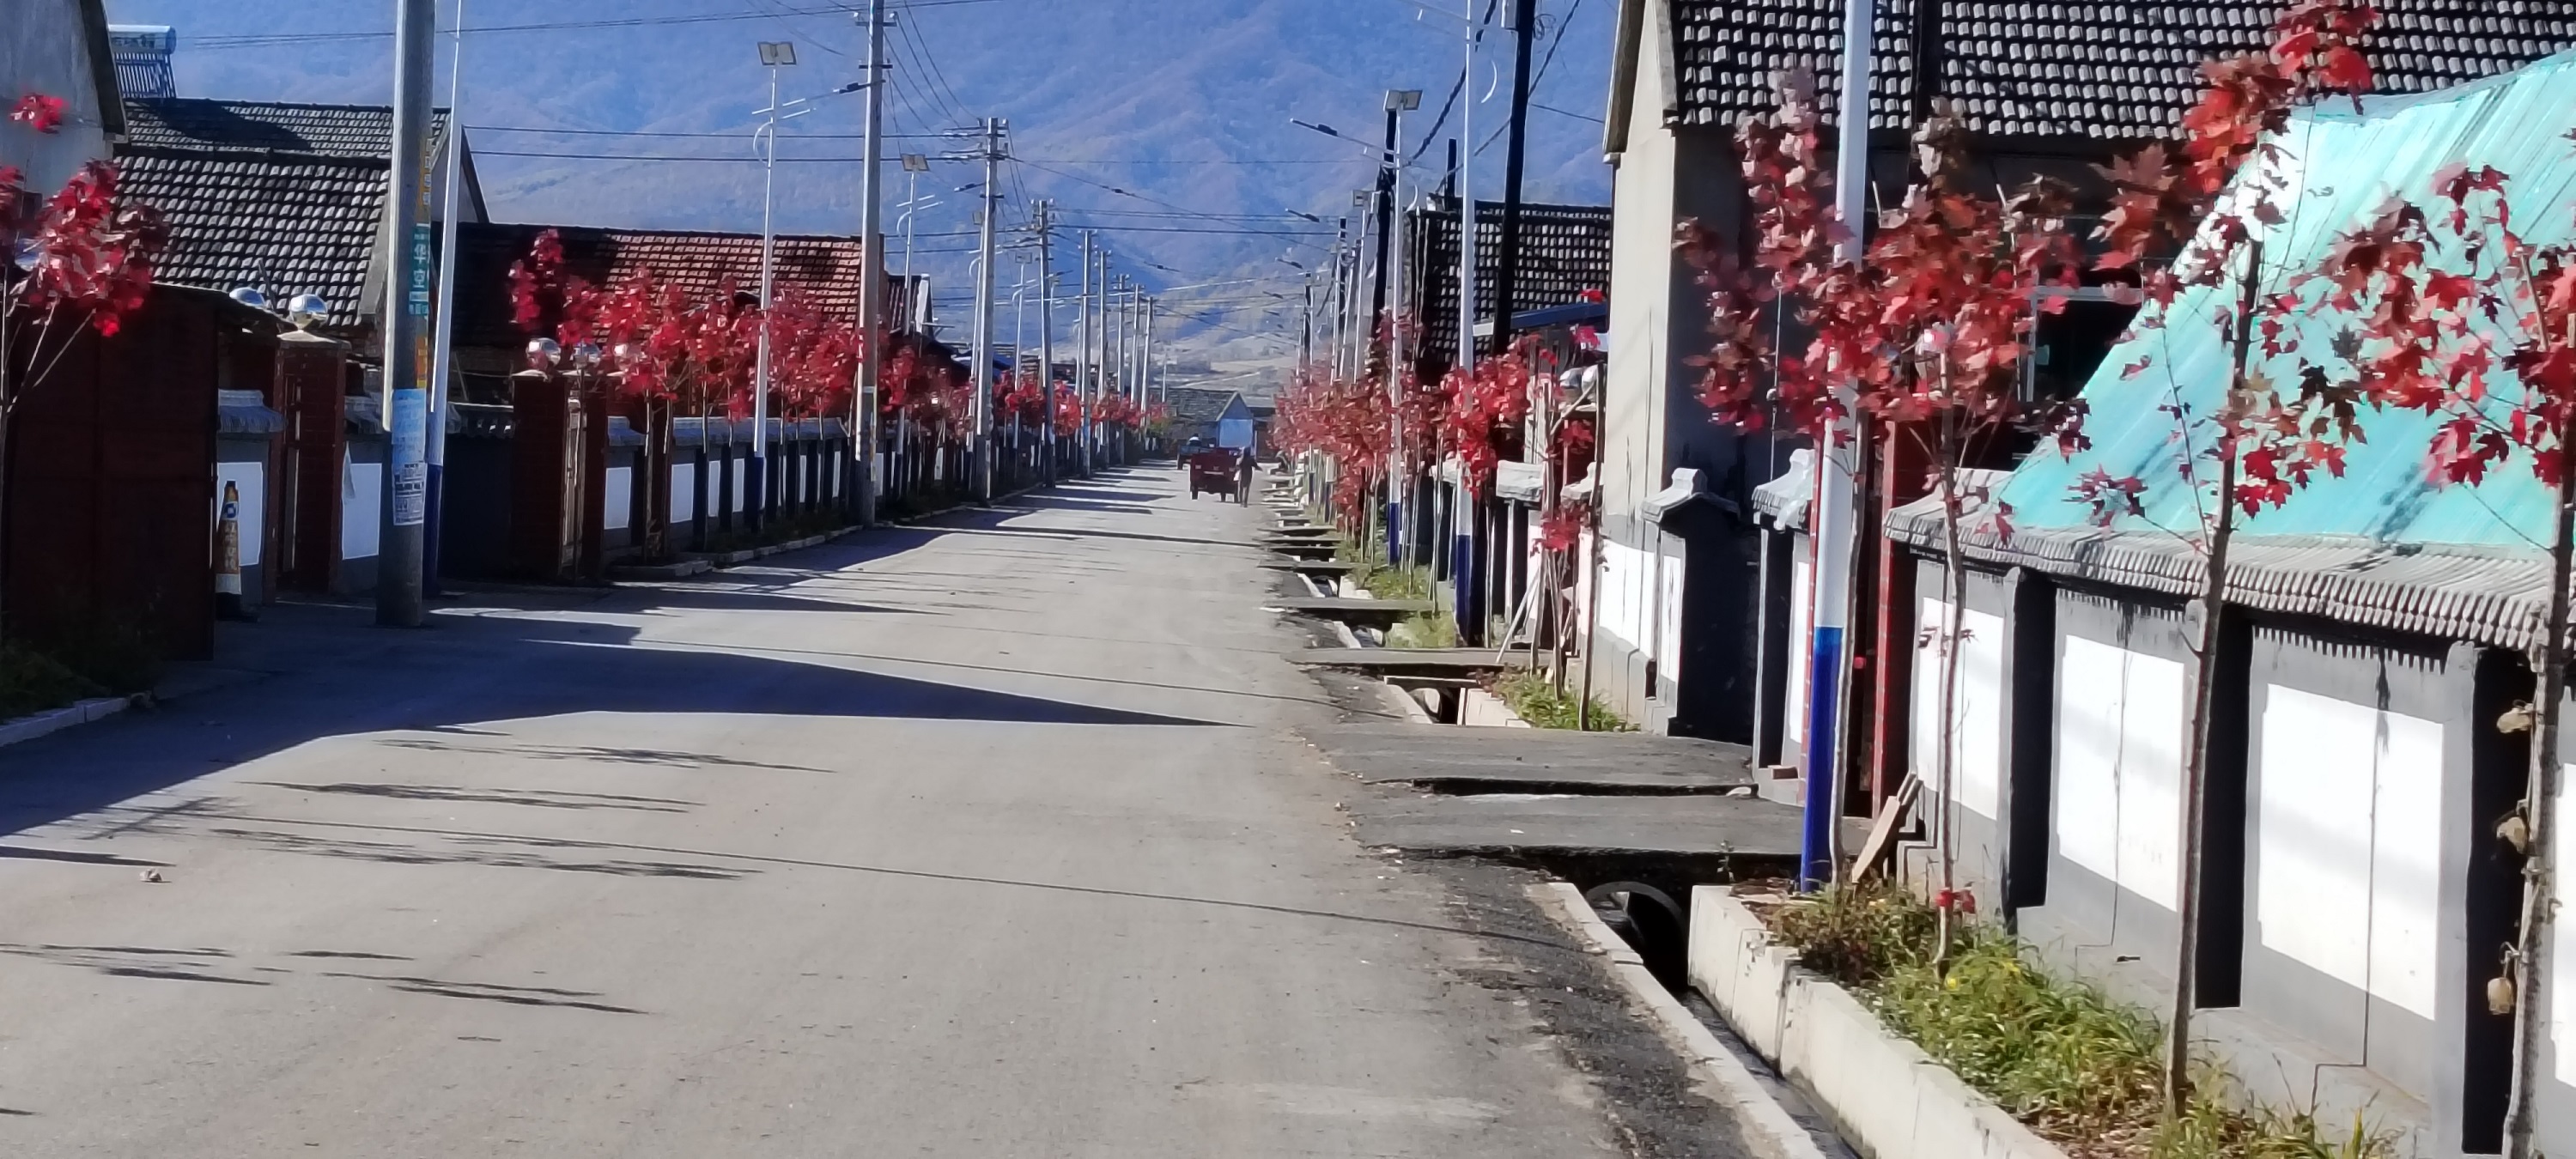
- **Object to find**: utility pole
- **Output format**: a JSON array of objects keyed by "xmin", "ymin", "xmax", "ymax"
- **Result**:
[
  {"xmin": 1369, "ymin": 90, "xmax": 1416, "ymax": 345},
  {"xmin": 969, "ymin": 116, "xmax": 1005, "ymax": 501},
  {"xmin": 852, "ymin": 0, "xmax": 889, "ymax": 525},
  {"xmin": 1144, "ymin": 294, "xmax": 1157, "ymax": 408},
  {"xmin": 1798, "ymin": 0, "xmax": 1878, "ymax": 890},
  {"xmin": 1493, "ymin": 0, "xmax": 1538, "ymax": 349},
  {"xmin": 423, "ymin": 0, "xmax": 465, "ymax": 597},
  {"xmin": 378, "ymin": 0, "xmax": 434, "ymax": 628},
  {"xmin": 1035, "ymin": 200, "xmax": 1056, "ymax": 486}
]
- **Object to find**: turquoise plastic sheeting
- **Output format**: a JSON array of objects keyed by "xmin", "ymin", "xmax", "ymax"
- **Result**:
[{"xmin": 1997, "ymin": 51, "xmax": 2576, "ymax": 550}]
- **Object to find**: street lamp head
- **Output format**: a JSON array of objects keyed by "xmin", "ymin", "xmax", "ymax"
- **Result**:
[
  {"xmin": 901, "ymin": 153, "xmax": 930, "ymax": 173},
  {"xmin": 285, "ymin": 293, "xmax": 329, "ymax": 328},
  {"xmin": 1388, "ymin": 89, "xmax": 1424, "ymax": 112},
  {"xmin": 757, "ymin": 41, "xmax": 797, "ymax": 67},
  {"xmin": 11, "ymin": 239, "xmax": 38, "ymax": 272},
  {"xmin": 526, "ymin": 337, "xmax": 562, "ymax": 367},
  {"xmin": 572, "ymin": 342, "xmax": 603, "ymax": 367},
  {"xmin": 228, "ymin": 286, "xmax": 269, "ymax": 312}
]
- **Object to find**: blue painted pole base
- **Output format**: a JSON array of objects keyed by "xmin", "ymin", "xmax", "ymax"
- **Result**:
[{"xmin": 1799, "ymin": 627, "xmax": 1845, "ymax": 892}]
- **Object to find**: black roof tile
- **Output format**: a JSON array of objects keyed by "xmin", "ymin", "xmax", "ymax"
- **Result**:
[
  {"xmin": 1671, "ymin": 0, "xmax": 2576, "ymax": 138},
  {"xmin": 113, "ymin": 99, "xmax": 454, "ymax": 334},
  {"xmin": 1406, "ymin": 199, "xmax": 1611, "ymax": 370}
]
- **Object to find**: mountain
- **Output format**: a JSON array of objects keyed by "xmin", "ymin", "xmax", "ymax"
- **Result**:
[{"xmin": 102, "ymin": 0, "xmax": 1617, "ymax": 379}]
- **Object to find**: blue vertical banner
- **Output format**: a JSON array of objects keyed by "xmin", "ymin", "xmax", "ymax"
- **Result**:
[{"xmin": 391, "ymin": 220, "xmax": 433, "ymax": 527}]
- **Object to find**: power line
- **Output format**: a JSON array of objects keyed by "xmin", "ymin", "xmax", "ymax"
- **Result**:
[
  {"xmin": 188, "ymin": 0, "xmax": 1015, "ymax": 49},
  {"xmin": 468, "ymin": 124, "xmax": 960, "ymax": 141}
]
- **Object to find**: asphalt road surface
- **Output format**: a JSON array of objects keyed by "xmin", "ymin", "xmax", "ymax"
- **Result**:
[{"xmin": 0, "ymin": 468, "xmax": 1664, "ymax": 1158}]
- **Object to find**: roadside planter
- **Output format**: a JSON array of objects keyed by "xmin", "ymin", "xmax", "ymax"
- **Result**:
[{"xmin": 1686, "ymin": 886, "xmax": 2065, "ymax": 1159}]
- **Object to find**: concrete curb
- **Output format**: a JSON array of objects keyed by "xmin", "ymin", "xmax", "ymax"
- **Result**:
[
  {"xmin": 0, "ymin": 695, "xmax": 136, "ymax": 752},
  {"xmin": 1530, "ymin": 881, "xmax": 1838, "ymax": 1159},
  {"xmin": 1687, "ymin": 886, "xmax": 2066, "ymax": 1159},
  {"xmin": 610, "ymin": 559, "xmax": 714, "ymax": 581}
]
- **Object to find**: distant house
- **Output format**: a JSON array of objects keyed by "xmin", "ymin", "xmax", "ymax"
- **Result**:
[
  {"xmin": 442, "ymin": 222, "xmax": 898, "ymax": 573},
  {"xmin": 114, "ymin": 98, "xmax": 485, "ymax": 353},
  {"xmin": 1163, "ymin": 386, "xmax": 1253, "ymax": 452},
  {"xmin": 103, "ymin": 97, "xmax": 486, "ymax": 595}
]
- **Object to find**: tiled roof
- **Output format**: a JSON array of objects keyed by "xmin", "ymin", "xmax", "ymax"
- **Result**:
[
  {"xmin": 1164, "ymin": 385, "xmax": 1243, "ymax": 427},
  {"xmin": 453, "ymin": 222, "xmax": 878, "ymax": 349},
  {"xmin": 1670, "ymin": 0, "xmax": 2576, "ymax": 138},
  {"xmin": 113, "ymin": 99, "xmax": 453, "ymax": 333},
  {"xmin": 1407, "ymin": 199, "xmax": 1613, "ymax": 370}
]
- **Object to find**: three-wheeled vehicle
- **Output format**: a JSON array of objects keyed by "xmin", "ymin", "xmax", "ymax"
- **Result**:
[{"xmin": 1188, "ymin": 446, "xmax": 1242, "ymax": 500}]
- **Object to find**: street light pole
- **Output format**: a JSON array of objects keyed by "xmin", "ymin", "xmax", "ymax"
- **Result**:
[
  {"xmin": 1076, "ymin": 229, "xmax": 1092, "ymax": 476},
  {"xmin": 752, "ymin": 41, "xmax": 796, "ymax": 531},
  {"xmin": 423, "ymin": 0, "xmax": 466, "ymax": 597},
  {"xmin": 1457, "ymin": 3, "xmax": 1481, "ymax": 367},
  {"xmin": 378, "ymin": 0, "xmax": 434, "ymax": 628}
]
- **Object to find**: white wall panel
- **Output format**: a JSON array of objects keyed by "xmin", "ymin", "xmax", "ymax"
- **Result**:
[
  {"xmin": 2257, "ymin": 684, "xmax": 2444, "ymax": 1019},
  {"xmin": 1911, "ymin": 600, "xmax": 2004, "ymax": 817},
  {"xmin": 341, "ymin": 454, "xmax": 380, "ymax": 561},
  {"xmin": 604, "ymin": 466, "xmax": 633, "ymax": 531},
  {"xmin": 1786, "ymin": 556, "xmax": 1813, "ymax": 744},
  {"xmin": 671, "ymin": 463, "xmax": 697, "ymax": 522}
]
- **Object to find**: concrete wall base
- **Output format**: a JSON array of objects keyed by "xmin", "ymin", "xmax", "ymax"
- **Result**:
[{"xmin": 1688, "ymin": 885, "xmax": 2067, "ymax": 1159}]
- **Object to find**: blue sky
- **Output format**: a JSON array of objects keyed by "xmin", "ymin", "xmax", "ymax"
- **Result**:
[{"xmin": 103, "ymin": 0, "xmax": 1615, "ymax": 352}]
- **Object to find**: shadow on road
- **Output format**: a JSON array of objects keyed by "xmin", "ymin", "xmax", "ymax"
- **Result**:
[{"xmin": 0, "ymin": 590, "xmax": 1232, "ymax": 852}]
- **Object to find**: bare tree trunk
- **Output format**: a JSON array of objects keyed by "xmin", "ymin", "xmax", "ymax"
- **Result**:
[
  {"xmin": 2166, "ymin": 238, "xmax": 2262, "ymax": 1113},
  {"xmin": 1933, "ymin": 408, "xmax": 1967, "ymax": 963},
  {"xmin": 2505, "ymin": 451, "xmax": 2576, "ymax": 1159}
]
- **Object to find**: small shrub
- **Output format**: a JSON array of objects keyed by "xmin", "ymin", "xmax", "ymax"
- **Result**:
[
  {"xmin": 1387, "ymin": 610, "xmax": 1457, "ymax": 649},
  {"xmin": 1490, "ymin": 670, "xmax": 1632, "ymax": 731},
  {"xmin": 0, "ymin": 641, "xmax": 106, "ymax": 720}
]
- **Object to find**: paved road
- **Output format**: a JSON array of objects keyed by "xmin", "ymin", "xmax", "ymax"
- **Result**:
[{"xmin": 0, "ymin": 468, "xmax": 1638, "ymax": 1157}]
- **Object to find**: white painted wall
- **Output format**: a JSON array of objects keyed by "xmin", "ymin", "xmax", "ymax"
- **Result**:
[
  {"xmin": 670, "ymin": 463, "xmax": 697, "ymax": 522},
  {"xmin": 212, "ymin": 463, "xmax": 265, "ymax": 569},
  {"xmin": 604, "ymin": 465, "xmax": 632, "ymax": 532},
  {"xmin": 1600, "ymin": 0, "xmax": 1676, "ymax": 558},
  {"xmin": 2055, "ymin": 634, "xmax": 2185, "ymax": 908},
  {"xmin": 1911, "ymin": 599, "xmax": 2005, "ymax": 817},
  {"xmin": 1785, "ymin": 555, "xmax": 1812, "ymax": 744},
  {"xmin": 0, "ymin": 0, "xmax": 112, "ymax": 194},
  {"xmin": 2253, "ymin": 684, "xmax": 2442, "ymax": 1019},
  {"xmin": 342, "ymin": 454, "xmax": 381, "ymax": 561},
  {"xmin": 731, "ymin": 458, "xmax": 747, "ymax": 513},
  {"xmin": 2558, "ymin": 769, "xmax": 2576, "ymax": 1084}
]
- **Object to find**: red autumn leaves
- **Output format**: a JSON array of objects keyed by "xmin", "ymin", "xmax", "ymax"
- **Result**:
[
  {"xmin": 507, "ymin": 228, "xmax": 851, "ymax": 422},
  {"xmin": 3, "ymin": 95, "xmax": 166, "ymax": 344}
]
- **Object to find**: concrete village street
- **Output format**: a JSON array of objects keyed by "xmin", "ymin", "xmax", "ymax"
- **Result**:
[{"xmin": 0, "ymin": 470, "xmax": 1734, "ymax": 1158}]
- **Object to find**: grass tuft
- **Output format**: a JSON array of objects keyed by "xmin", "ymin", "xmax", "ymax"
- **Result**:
[
  {"xmin": 1764, "ymin": 884, "xmax": 2392, "ymax": 1159},
  {"xmin": 1490, "ymin": 670, "xmax": 1632, "ymax": 731}
]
